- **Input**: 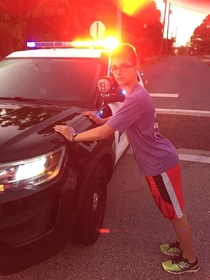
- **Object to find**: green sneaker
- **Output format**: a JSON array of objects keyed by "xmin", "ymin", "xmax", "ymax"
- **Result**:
[
  {"xmin": 160, "ymin": 241, "xmax": 182, "ymax": 257},
  {"xmin": 162, "ymin": 255, "xmax": 200, "ymax": 274}
]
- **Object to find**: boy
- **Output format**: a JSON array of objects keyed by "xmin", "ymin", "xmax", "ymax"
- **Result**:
[{"xmin": 54, "ymin": 43, "xmax": 199, "ymax": 274}]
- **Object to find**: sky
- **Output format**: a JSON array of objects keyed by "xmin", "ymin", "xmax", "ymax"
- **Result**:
[{"xmin": 155, "ymin": 0, "xmax": 209, "ymax": 46}]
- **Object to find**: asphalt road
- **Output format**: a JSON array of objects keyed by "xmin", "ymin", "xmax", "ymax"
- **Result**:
[{"xmin": 0, "ymin": 56, "xmax": 210, "ymax": 279}]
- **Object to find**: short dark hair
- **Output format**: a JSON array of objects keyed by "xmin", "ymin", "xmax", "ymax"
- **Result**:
[{"xmin": 110, "ymin": 43, "xmax": 138, "ymax": 65}]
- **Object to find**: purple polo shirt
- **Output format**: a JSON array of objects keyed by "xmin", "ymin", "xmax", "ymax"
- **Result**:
[{"xmin": 107, "ymin": 84, "xmax": 179, "ymax": 176}]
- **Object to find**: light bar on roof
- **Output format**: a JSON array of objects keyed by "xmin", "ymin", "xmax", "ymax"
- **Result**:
[
  {"xmin": 27, "ymin": 41, "xmax": 75, "ymax": 48},
  {"xmin": 27, "ymin": 37, "xmax": 120, "ymax": 50}
]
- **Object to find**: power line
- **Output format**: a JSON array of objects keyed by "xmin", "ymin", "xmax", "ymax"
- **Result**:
[{"xmin": 170, "ymin": 2, "xmax": 209, "ymax": 16}]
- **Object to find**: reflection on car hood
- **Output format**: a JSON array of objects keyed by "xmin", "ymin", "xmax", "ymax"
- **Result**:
[{"xmin": 0, "ymin": 102, "xmax": 87, "ymax": 162}]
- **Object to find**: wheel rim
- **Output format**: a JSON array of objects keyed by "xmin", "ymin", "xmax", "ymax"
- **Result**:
[
  {"xmin": 92, "ymin": 192, "xmax": 99, "ymax": 212},
  {"xmin": 91, "ymin": 177, "xmax": 104, "ymax": 228}
]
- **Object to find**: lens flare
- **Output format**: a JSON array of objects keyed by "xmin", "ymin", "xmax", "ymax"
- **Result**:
[
  {"xmin": 98, "ymin": 228, "xmax": 110, "ymax": 233},
  {"xmin": 119, "ymin": 0, "xmax": 148, "ymax": 15}
]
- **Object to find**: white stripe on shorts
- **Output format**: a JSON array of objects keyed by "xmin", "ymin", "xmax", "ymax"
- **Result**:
[{"xmin": 161, "ymin": 172, "xmax": 183, "ymax": 219}]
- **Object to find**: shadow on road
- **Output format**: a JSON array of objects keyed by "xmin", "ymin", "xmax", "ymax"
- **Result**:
[{"xmin": 0, "ymin": 232, "xmax": 71, "ymax": 275}]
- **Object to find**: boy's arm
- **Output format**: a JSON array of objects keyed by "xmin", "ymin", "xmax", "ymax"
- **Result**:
[
  {"xmin": 83, "ymin": 111, "xmax": 111, "ymax": 125},
  {"xmin": 54, "ymin": 124, "xmax": 115, "ymax": 142}
]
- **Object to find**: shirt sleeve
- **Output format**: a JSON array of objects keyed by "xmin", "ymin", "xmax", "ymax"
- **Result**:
[{"xmin": 106, "ymin": 94, "xmax": 141, "ymax": 133}]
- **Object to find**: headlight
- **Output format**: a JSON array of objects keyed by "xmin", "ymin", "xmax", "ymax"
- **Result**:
[{"xmin": 0, "ymin": 146, "xmax": 66, "ymax": 193}]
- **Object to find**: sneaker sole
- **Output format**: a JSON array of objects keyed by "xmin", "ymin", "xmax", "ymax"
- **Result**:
[{"xmin": 162, "ymin": 264, "xmax": 200, "ymax": 275}]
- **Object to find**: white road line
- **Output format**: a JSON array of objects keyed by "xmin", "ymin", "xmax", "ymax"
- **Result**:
[
  {"xmin": 178, "ymin": 154, "xmax": 210, "ymax": 163},
  {"xmin": 150, "ymin": 93, "xmax": 179, "ymax": 98},
  {"xmin": 156, "ymin": 108, "xmax": 210, "ymax": 117},
  {"xmin": 127, "ymin": 148, "xmax": 210, "ymax": 164},
  {"xmin": 149, "ymin": 94, "xmax": 210, "ymax": 116},
  {"xmin": 178, "ymin": 149, "xmax": 210, "ymax": 163}
]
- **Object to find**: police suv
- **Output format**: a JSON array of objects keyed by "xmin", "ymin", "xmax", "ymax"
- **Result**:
[{"xmin": 0, "ymin": 39, "xmax": 146, "ymax": 254}]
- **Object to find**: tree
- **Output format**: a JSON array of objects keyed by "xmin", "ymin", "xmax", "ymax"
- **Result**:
[
  {"xmin": 121, "ymin": 1, "xmax": 162, "ymax": 60},
  {"xmin": 190, "ymin": 14, "xmax": 210, "ymax": 55},
  {"xmin": 0, "ymin": 0, "xmax": 79, "ymax": 58},
  {"xmin": 0, "ymin": 0, "xmax": 163, "ymax": 59}
]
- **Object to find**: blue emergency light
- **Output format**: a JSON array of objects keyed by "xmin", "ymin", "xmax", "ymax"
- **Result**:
[{"xmin": 27, "ymin": 41, "xmax": 75, "ymax": 48}]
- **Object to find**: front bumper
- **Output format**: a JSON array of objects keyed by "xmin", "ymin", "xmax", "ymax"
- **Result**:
[{"xmin": 0, "ymin": 167, "xmax": 78, "ymax": 255}]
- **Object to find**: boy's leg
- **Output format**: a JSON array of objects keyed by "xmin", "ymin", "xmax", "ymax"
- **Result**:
[
  {"xmin": 145, "ymin": 165, "xmax": 197, "ymax": 261},
  {"xmin": 146, "ymin": 165, "xmax": 199, "ymax": 273},
  {"xmin": 170, "ymin": 211, "xmax": 196, "ymax": 262}
]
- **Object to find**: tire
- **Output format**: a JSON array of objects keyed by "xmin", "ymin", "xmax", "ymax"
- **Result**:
[{"xmin": 73, "ymin": 164, "xmax": 107, "ymax": 245}]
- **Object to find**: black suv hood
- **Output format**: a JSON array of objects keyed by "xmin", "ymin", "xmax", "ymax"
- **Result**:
[{"xmin": 0, "ymin": 101, "xmax": 88, "ymax": 162}]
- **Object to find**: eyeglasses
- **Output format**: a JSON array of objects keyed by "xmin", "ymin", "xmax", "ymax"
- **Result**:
[{"xmin": 109, "ymin": 65, "xmax": 135, "ymax": 73}]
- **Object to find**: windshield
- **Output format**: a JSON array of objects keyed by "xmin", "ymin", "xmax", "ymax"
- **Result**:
[{"xmin": 0, "ymin": 57, "xmax": 103, "ymax": 105}]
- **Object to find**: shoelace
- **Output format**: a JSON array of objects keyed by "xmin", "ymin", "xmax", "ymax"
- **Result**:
[
  {"xmin": 172, "ymin": 254, "xmax": 187, "ymax": 265},
  {"xmin": 169, "ymin": 241, "xmax": 180, "ymax": 248}
]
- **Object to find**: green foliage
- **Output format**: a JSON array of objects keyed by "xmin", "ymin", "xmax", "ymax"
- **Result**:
[
  {"xmin": 191, "ymin": 14, "xmax": 210, "ymax": 55},
  {"xmin": 0, "ymin": 0, "xmax": 75, "ymax": 57},
  {"xmin": 0, "ymin": 0, "xmax": 163, "ymax": 59},
  {"xmin": 122, "ymin": 1, "xmax": 162, "ymax": 57}
]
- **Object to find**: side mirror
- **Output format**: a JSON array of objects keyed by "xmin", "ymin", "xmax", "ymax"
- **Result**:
[{"xmin": 97, "ymin": 76, "xmax": 125, "ymax": 103}]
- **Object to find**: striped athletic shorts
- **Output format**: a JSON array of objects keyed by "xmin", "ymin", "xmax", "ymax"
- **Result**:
[{"xmin": 145, "ymin": 164, "xmax": 185, "ymax": 220}]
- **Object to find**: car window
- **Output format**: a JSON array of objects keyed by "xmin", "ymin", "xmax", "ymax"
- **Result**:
[{"xmin": 0, "ymin": 58, "xmax": 101, "ymax": 104}]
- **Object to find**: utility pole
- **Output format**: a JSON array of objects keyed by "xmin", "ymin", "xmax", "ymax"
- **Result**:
[
  {"xmin": 175, "ymin": 26, "xmax": 179, "ymax": 47},
  {"xmin": 159, "ymin": 0, "xmax": 167, "ymax": 57},
  {"xmin": 117, "ymin": 1, "xmax": 122, "ymax": 41},
  {"xmin": 166, "ymin": 2, "xmax": 172, "ymax": 55}
]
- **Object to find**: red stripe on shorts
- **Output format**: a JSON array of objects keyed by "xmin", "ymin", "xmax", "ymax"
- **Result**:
[{"xmin": 146, "ymin": 165, "xmax": 185, "ymax": 220}]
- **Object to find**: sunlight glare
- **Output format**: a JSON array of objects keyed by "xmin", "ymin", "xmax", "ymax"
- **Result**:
[{"xmin": 119, "ymin": 0, "xmax": 148, "ymax": 15}]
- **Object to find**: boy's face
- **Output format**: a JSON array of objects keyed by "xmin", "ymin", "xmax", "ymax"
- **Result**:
[{"xmin": 110, "ymin": 55, "xmax": 137, "ymax": 88}]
